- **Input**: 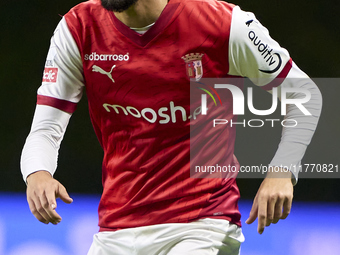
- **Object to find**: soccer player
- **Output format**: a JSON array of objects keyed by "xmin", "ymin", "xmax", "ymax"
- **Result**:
[{"xmin": 21, "ymin": 0, "xmax": 322, "ymax": 254}]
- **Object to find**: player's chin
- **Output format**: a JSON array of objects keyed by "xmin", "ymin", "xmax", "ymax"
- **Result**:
[{"xmin": 100, "ymin": 0, "xmax": 139, "ymax": 12}]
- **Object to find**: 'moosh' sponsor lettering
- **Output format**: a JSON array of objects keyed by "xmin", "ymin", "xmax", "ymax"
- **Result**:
[{"xmin": 103, "ymin": 102, "xmax": 202, "ymax": 124}]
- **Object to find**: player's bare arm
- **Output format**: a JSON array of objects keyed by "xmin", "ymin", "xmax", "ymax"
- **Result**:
[
  {"xmin": 246, "ymin": 167, "xmax": 294, "ymax": 234},
  {"xmin": 26, "ymin": 170, "xmax": 73, "ymax": 225}
]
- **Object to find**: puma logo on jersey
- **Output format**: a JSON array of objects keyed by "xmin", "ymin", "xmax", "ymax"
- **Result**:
[{"xmin": 92, "ymin": 65, "xmax": 116, "ymax": 83}]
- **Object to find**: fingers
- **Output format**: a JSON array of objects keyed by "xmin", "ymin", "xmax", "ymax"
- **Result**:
[
  {"xmin": 45, "ymin": 187, "xmax": 58, "ymax": 210},
  {"xmin": 27, "ymin": 188, "xmax": 62, "ymax": 225},
  {"xmin": 281, "ymin": 195, "xmax": 292, "ymax": 219},
  {"xmin": 265, "ymin": 194, "xmax": 286, "ymax": 226},
  {"xmin": 246, "ymin": 195, "xmax": 271, "ymax": 234},
  {"xmin": 265, "ymin": 195, "xmax": 276, "ymax": 227},
  {"xmin": 43, "ymin": 188, "xmax": 62, "ymax": 223},
  {"xmin": 245, "ymin": 194, "xmax": 258, "ymax": 225},
  {"xmin": 272, "ymin": 197, "xmax": 284, "ymax": 224},
  {"xmin": 26, "ymin": 172, "xmax": 73, "ymax": 225},
  {"xmin": 258, "ymin": 195, "xmax": 291, "ymax": 233},
  {"xmin": 257, "ymin": 196, "xmax": 267, "ymax": 234},
  {"xmin": 27, "ymin": 197, "xmax": 49, "ymax": 224},
  {"xmin": 57, "ymin": 185, "xmax": 73, "ymax": 204},
  {"xmin": 246, "ymin": 178, "xmax": 294, "ymax": 234}
]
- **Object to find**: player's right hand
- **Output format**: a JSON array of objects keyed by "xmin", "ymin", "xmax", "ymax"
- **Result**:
[{"xmin": 26, "ymin": 170, "xmax": 73, "ymax": 225}]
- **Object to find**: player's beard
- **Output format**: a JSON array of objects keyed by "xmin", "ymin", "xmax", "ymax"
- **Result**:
[{"xmin": 101, "ymin": 0, "xmax": 139, "ymax": 12}]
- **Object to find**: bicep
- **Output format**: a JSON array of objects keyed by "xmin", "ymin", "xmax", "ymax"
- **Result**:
[
  {"xmin": 228, "ymin": 6, "xmax": 291, "ymax": 87},
  {"xmin": 38, "ymin": 17, "xmax": 84, "ymax": 113}
]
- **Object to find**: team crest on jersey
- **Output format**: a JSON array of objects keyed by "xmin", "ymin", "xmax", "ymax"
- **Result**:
[{"xmin": 181, "ymin": 53, "xmax": 204, "ymax": 81}]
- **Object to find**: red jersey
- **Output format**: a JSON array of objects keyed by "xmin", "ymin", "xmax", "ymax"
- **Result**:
[{"xmin": 29, "ymin": 0, "xmax": 294, "ymax": 231}]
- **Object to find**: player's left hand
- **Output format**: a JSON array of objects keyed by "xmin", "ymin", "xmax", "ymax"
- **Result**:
[{"xmin": 245, "ymin": 167, "xmax": 294, "ymax": 234}]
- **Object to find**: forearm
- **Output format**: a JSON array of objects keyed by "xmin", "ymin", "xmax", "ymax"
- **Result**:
[
  {"xmin": 21, "ymin": 105, "xmax": 71, "ymax": 182},
  {"xmin": 269, "ymin": 63, "xmax": 322, "ymax": 183}
]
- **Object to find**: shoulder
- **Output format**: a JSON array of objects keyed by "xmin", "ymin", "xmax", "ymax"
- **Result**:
[
  {"xmin": 67, "ymin": 0, "xmax": 102, "ymax": 15},
  {"xmin": 174, "ymin": 0, "xmax": 235, "ymax": 14},
  {"xmin": 63, "ymin": 0, "xmax": 111, "ymax": 45},
  {"xmin": 174, "ymin": 0, "xmax": 236, "ymax": 27},
  {"xmin": 64, "ymin": 0, "xmax": 106, "ymax": 25},
  {"xmin": 179, "ymin": 0, "xmax": 234, "ymax": 7}
]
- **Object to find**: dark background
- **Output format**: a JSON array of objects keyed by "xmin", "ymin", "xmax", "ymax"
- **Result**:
[{"xmin": 1, "ymin": 0, "xmax": 339, "ymax": 201}]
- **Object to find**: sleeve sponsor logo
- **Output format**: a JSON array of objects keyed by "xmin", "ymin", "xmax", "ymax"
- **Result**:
[
  {"xmin": 42, "ymin": 68, "xmax": 58, "ymax": 83},
  {"xmin": 248, "ymin": 31, "xmax": 282, "ymax": 74}
]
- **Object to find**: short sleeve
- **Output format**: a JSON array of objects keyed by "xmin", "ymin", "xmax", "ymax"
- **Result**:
[
  {"xmin": 37, "ymin": 17, "xmax": 84, "ymax": 113},
  {"xmin": 228, "ymin": 6, "xmax": 292, "ymax": 88}
]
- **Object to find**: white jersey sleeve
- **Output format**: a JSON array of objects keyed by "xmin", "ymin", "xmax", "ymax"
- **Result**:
[
  {"xmin": 21, "ymin": 17, "xmax": 84, "ymax": 181},
  {"xmin": 228, "ymin": 6, "xmax": 291, "ymax": 85},
  {"xmin": 38, "ymin": 17, "xmax": 84, "ymax": 112},
  {"xmin": 228, "ymin": 7, "xmax": 322, "ymax": 183}
]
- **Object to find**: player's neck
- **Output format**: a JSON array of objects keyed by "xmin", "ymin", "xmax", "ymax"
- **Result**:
[{"xmin": 114, "ymin": 0, "xmax": 168, "ymax": 28}]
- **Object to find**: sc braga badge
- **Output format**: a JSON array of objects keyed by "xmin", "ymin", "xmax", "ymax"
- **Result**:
[{"xmin": 182, "ymin": 53, "xmax": 204, "ymax": 81}]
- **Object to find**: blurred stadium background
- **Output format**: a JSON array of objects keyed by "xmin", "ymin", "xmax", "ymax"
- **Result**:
[{"xmin": 0, "ymin": 0, "xmax": 339, "ymax": 254}]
